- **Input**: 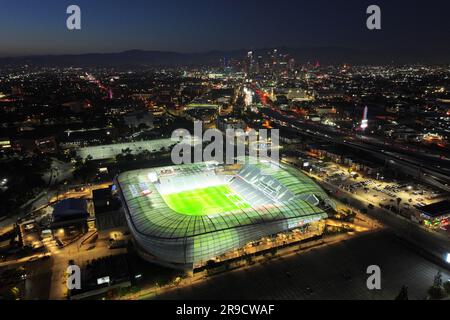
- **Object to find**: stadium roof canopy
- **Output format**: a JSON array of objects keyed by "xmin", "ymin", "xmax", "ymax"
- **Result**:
[{"xmin": 116, "ymin": 160, "xmax": 332, "ymax": 240}]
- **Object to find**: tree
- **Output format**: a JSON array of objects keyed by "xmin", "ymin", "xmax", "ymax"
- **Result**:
[
  {"xmin": 434, "ymin": 270, "xmax": 443, "ymax": 288},
  {"xmin": 395, "ymin": 285, "xmax": 408, "ymax": 300},
  {"xmin": 396, "ymin": 197, "xmax": 402, "ymax": 213},
  {"xmin": 428, "ymin": 271, "xmax": 446, "ymax": 300},
  {"xmin": 122, "ymin": 148, "xmax": 132, "ymax": 156},
  {"xmin": 443, "ymin": 281, "xmax": 450, "ymax": 295},
  {"xmin": 74, "ymin": 155, "xmax": 84, "ymax": 169},
  {"xmin": 206, "ymin": 259, "xmax": 216, "ymax": 269},
  {"xmin": 73, "ymin": 161, "xmax": 97, "ymax": 184},
  {"xmin": 428, "ymin": 286, "xmax": 446, "ymax": 300},
  {"xmin": 121, "ymin": 148, "xmax": 134, "ymax": 162}
]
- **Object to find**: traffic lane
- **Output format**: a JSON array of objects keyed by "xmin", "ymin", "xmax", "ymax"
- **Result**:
[
  {"xmin": 263, "ymin": 107, "xmax": 450, "ymax": 166},
  {"xmin": 261, "ymin": 108, "xmax": 450, "ymax": 178}
]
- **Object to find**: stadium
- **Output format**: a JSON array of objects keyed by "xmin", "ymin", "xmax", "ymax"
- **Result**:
[{"xmin": 116, "ymin": 159, "xmax": 335, "ymax": 270}]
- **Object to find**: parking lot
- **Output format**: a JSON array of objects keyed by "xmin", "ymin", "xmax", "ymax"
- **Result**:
[
  {"xmin": 315, "ymin": 163, "xmax": 447, "ymax": 223},
  {"xmin": 155, "ymin": 230, "xmax": 450, "ymax": 300}
]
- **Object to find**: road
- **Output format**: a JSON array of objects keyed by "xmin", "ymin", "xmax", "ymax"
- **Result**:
[
  {"xmin": 259, "ymin": 107, "xmax": 450, "ymax": 192},
  {"xmin": 312, "ymin": 174, "xmax": 450, "ymax": 265},
  {"xmin": 122, "ymin": 230, "xmax": 377, "ymax": 300},
  {"xmin": 46, "ymin": 233, "xmax": 126, "ymax": 300}
]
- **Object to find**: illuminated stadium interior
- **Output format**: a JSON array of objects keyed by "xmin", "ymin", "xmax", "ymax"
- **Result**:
[
  {"xmin": 116, "ymin": 159, "xmax": 335, "ymax": 270},
  {"xmin": 161, "ymin": 185, "xmax": 250, "ymax": 216}
]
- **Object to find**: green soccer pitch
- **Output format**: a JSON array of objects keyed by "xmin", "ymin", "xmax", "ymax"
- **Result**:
[{"xmin": 161, "ymin": 185, "xmax": 250, "ymax": 216}]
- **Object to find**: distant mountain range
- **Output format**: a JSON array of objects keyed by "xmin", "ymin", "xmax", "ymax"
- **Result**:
[{"xmin": 0, "ymin": 46, "xmax": 448, "ymax": 67}]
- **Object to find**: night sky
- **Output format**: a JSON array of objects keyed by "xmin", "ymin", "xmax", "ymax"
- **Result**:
[{"xmin": 0, "ymin": 0, "xmax": 449, "ymax": 57}]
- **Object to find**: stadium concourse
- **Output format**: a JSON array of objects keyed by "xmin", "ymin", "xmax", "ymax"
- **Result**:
[{"xmin": 116, "ymin": 159, "xmax": 336, "ymax": 271}]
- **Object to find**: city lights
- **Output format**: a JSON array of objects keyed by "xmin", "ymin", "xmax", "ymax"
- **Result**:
[{"xmin": 0, "ymin": 0, "xmax": 449, "ymax": 305}]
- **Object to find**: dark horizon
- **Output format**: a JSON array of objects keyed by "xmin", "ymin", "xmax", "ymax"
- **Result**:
[{"xmin": 1, "ymin": 0, "xmax": 449, "ymax": 60}]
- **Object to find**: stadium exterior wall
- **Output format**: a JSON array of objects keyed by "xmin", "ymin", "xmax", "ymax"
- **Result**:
[
  {"xmin": 122, "ymin": 199, "xmax": 323, "ymax": 270},
  {"xmin": 115, "ymin": 161, "xmax": 332, "ymax": 271}
]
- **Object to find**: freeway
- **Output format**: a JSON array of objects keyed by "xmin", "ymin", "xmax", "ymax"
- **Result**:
[{"xmin": 259, "ymin": 107, "xmax": 450, "ymax": 192}]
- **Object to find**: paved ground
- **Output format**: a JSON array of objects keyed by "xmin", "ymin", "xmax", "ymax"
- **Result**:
[
  {"xmin": 47, "ymin": 233, "xmax": 126, "ymax": 300},
  {"xmin": 23, "ymin": 258, "xmax": 52, "ymax": 300},
  {"xmin": 155, "ymin": 230, "xmax": 450, "ymax": 300},
  {"xmin": 315, "ymin": 177, "xmax": 450, "ymax": 260}
]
